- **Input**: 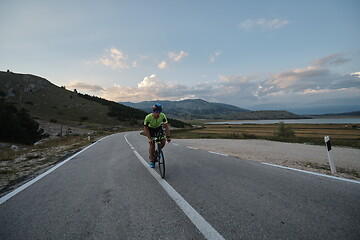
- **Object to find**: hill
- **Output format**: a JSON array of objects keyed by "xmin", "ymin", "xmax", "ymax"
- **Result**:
[
  {"xmin": 0, "ymin": 71, "xmax": 146, "ymax": 128},
  {"xmin": 120, "ymin": 99, "xmax": 249, "ymax": 119},
  {"xmin": 120, "ymin": 99, "xmax": 303, "ymax": 120}
]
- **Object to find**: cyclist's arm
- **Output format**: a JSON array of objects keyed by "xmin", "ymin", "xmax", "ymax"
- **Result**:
[{"xmin": 164, "ymin": 123, "xmax": 171, "ymax": 140}]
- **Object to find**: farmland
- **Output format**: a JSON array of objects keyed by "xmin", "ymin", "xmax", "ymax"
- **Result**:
[{"xmin": 172, "ymin": 123, "xmax": 360, "ymax": 148}]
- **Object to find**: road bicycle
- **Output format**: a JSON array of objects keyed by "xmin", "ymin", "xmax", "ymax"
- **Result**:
[{"xmin": 153, "ymin": 132, "xmax": 166, "ymax": 179}]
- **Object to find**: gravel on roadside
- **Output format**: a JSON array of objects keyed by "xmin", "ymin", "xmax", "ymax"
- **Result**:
[{"xmin": 172, "ymin": 139, "xmax": 360, "ymax": 180}]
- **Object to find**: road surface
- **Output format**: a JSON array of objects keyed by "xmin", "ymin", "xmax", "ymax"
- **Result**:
[{"xmin": 1, "ymin": 131, "xmax": 359, "ymax": 239}]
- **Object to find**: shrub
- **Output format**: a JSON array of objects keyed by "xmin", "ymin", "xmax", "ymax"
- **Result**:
[
  {"xmin": 0, "ymin": 100, "xmax": 44, "ymax": 144},
  {"xmin": 242, "ymin": 133, "xmax": 257, "ymax": 139},
  {"xmin": 274, "ymin": 122, "xmax": 295, "ymax": 138},
  {"xmin": 80, "ymin": 116, "xmax": 89, "ymax": 122},
  {"xmin": 227, "ymin": 133, "xmax": 241, "ymax": 139}
]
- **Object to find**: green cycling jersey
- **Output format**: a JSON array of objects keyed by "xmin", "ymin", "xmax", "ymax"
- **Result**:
[{"xmin": 144, "ymin": 113, "xmax": 168, "ymax": 129}]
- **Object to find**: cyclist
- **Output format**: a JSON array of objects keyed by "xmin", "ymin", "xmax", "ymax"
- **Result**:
[{"xmin": 144, "ymin": 103, "xmax": 171, "ymax": 168}]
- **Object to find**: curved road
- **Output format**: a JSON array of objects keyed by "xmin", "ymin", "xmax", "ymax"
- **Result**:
[{"xmin": 0, "ymin": 131, "xmax": 359, "ymax": 239}]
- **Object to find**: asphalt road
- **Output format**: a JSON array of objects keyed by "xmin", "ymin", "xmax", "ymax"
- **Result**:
[{"xmin": 1, "ymin": 131, "xmax": 359, "ymax": 239}]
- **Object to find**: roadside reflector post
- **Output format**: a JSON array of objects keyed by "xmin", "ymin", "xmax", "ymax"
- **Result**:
[{"xmin": 324, "ymin": 136, "xmax": 336, "ymax": 173}]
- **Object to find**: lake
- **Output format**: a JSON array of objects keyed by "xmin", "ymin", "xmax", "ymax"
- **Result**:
[{"xmin": 206, "ymin": 118, "xmax": 360, "ymax": 125}]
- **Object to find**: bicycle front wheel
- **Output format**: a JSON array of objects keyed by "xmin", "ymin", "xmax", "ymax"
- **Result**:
[{"xmin": 158, "ymin": 149, "xmax": 165, "ymax": 179}]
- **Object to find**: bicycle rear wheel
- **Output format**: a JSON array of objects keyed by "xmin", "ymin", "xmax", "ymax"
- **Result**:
[{"xmin": 158, "ymin": 149, "xmax": 165, "ymax": 179}]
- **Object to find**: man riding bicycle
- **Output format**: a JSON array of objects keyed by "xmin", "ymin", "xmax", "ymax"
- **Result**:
[{"xmin": 144, "ymin": 103, "xmax": 171, "ymax": 168}]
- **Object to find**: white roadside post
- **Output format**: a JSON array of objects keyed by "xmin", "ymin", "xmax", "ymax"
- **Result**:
[{"xmin": 324, "ymin": 136, "xmax": 336, "ymax": 173}]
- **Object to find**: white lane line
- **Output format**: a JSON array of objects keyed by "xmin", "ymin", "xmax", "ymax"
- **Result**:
[
  {"xmin": 0, "ymin": 135, "xmax": 111, "ymax": 205},
  {"xmin": 208, "ymin": 151, "xmax": 229, "ymax": 157},
  {"xmin": 186, "ymin": 146, "xmax": 198, "ymax": 150},
  {"xmin": 172, "ymin": 143, "xmax": 179, "ymax": 146},
  {"xmin": 262, "ymin": 162, "xmax": 360, "ymax": 184},
  {"xmin": 124, "ymin": 134, "xmax": 224, "ymax": 240}
]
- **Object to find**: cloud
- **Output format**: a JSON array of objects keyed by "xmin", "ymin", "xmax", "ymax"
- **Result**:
[
  {"xmin": 158, "ymin": 61, "xmax": 168, "ymax": 69},
  {"xmin": 218, "ymin": 75, "xmax": 256, "ymax": 85},
  {"xmin": 102, "ymin": 74, "xmax": 194, "ymax": 102},
  {"xmin": 312, "ymin": 54, "xmax": 349, "ymax": 67},
  {"xmin": 239, "ymin": 18, "xmax": 290, "ymax": 30},
  {"xmin": 84, "ymin": 53, "xmax": 359, "ymax": 113},
  {"xmin": 209, "ymin": 51, "xmax": 221, "ymax": 63},
  {"xmin": 96, "ymin": 48, "xmax": 137, "ymax": 69},
  {"xmin": 168, "ymin": 51, "xmax": 189, "ymax": 62},
  {"xmin": 67, "ymin": 82, "xmax": 104, "ymax": 92},
  {"xmin": 260, "ymin": 54, "xmax": 357, "ymax": 95},
  {"xmin": 350, "ymin": 72, "xmax": 360, "ymax": 78}
]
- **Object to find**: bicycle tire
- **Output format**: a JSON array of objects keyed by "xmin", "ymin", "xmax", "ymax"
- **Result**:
[{"xmin": 158, "ymin": 149, "xmax": 165, "ymax": 179}]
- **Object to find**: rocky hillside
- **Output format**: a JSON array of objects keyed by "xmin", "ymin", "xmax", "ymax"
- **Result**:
[{"xmin": 0, "ymin": 71, "xmax": 146, "ymax": 127}]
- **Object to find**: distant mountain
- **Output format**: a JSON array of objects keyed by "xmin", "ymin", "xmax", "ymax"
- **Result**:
[
  {"xmin": 309, "ymin": 111, "xmax": 360, "ymax": 117},
  {"xmin": 229, "ymin": 110, "xmax": 304, "ymax": 120},
  {"xmin": 120, "ymin": 99, "xmax": 303, "ymax": 120},
  {"xmin": 120, "ymin": 99, "xmax": 249, "ymax": 119},
  {"xmin": 0, "ymin": 71, "xmax": 146, "ymax": 126}
]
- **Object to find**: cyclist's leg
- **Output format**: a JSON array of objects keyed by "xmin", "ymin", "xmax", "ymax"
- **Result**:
[
  {"xmin": 149, "ymin": 141, "xmax": 155, "ymax": 161},
  {"xmin": 148, "ymin": 128, "xmax": 156, "ymax": 162},
  {"xmin": 159, "ymin": 138, "xmax": 166, "ymax": 149},
  {"xmin": 156, "ymin": 127, "xmax": 166, "ymax": 149}
]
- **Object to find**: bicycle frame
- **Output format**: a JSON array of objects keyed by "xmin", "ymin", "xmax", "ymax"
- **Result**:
[{"xmin": 153, "ymin": 131, "xmax": 166, "ymax": 178}]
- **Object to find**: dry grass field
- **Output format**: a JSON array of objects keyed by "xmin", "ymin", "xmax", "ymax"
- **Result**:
[{"xmin": 172, "ymin": 123, "xmax": 360, "ymax": 148}]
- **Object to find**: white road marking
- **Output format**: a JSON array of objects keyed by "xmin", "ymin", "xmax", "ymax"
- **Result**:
[
  {"xmin": 262, "ymin": 162, "xmax": 360, "ymax": 184},
  {"xmin": 208, "ymin": 151, "xmax": 229, "ymax": 157},
  {"xmin": 0, "ymin": 135, "xmax": 111, "ymax": 205},
  {"xmin": 186, "ymin": 146, "xmax": 198, "ymax": 150},
  {"xmin": 124, "ymin": 134, "xmax": 224, "ymax": 240},
  {"xmin": 172, "ymin": 143, "xmax": 179, "ymax": 146}
]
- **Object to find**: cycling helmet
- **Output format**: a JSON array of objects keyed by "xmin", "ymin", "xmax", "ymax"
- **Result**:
[{"xmin": 152, "ymin": 103, "xmax": 162, "ymax": 113}]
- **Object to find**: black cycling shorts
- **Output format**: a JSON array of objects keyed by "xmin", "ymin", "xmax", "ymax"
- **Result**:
[{"xmin": 148, "ymin": 126, "xmax": 164, "ymax": 138}]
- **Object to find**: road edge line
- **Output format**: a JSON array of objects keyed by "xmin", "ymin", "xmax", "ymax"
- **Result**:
[
  {"xmin": 124, "ymin": 134, "xmax": 225, "ymax": 240},
  {"xmin": 0, "ymin": 135, "xmax": 110, "ymax": 205},
  {"xmin": 261, "ymin": 162, "xmax": 360, "ymax": 184},
  {"xmin": 208, "ymin": 151, "xmax": 229, "ymax": 157}
]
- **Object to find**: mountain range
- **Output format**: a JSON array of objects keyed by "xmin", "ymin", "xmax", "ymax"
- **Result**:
[
  {"xmin": 120, "ymin": 99, "xmax": 303, "ymax": 120},
  {"xmin": 4, "ymin": 71, "xmax": 355, "ymax": 125}
]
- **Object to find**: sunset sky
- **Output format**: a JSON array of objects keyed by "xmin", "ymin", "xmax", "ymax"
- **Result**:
[{"xmin": 1, "ymin": 0, "xmax": 359, "ymax": 114}]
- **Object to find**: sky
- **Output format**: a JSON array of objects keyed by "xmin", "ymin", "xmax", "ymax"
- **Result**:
[{"xmin": 1, "ymin": 0, "xmax": 359, "ymax": 115}]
